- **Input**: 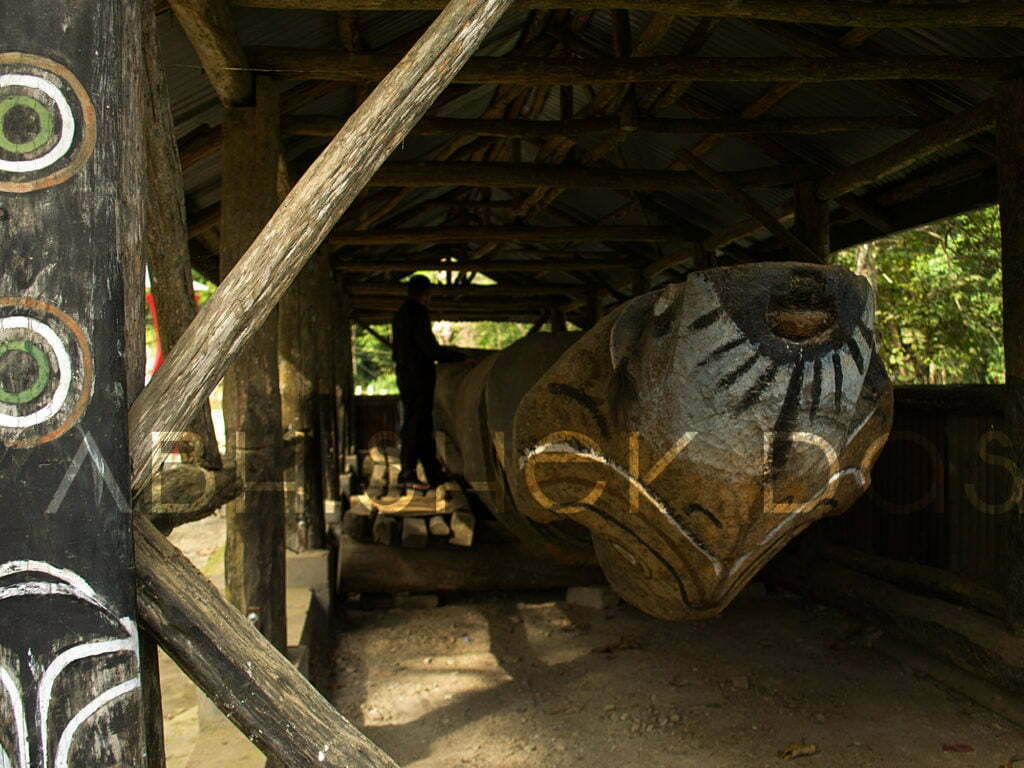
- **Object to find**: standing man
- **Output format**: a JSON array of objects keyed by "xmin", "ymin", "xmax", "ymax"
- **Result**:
[{"xmin": 392, "ymin": 275, "xmax": 466, "ymax": 492}]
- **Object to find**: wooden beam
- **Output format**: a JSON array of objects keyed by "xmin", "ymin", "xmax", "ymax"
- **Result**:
[
  {"xmin": 232, "ymin": 0, "xmax": 1024, "ymax": 28},
  {"xmin": 819, "ymin": 99, "xmax": 996, "ymax": 199},
  {"xmin": 133, "ymin": 517, "xmax": 397, "ymax": 767},
  {"xmin": 220, "ymin": 77, "xmax": 287, "ymax": 650},
  {"xmin": 336, "ymin": 258, "xmax": 629, "ymax": 272},
  {"xmin": 285, "ymin": 113, "xmax": 928, "ymax": 139},
  {"xmin": 369, "ymin": 160, "xmax": 807, "ymax": 191},
  {"xmin": 248, "ymin": 47, "xmax": 1023, "ymax": 84},
  {"xmin": 0, "ymin": 1, "xmax": 146, "ymax": 764},
  {"xmin": 347, "ymin": 283, "xmax": 584, "ymax": 297},
  {"xmin": 330, "ymin": 225, "xmax": 679, "ymax": 246},
  {"xmin": 169, "ymin": 0, "xmax": 252, "ymax": 106},
  {"xmin": 997, "ymin": 78, "xmax": 1024, "ymax": 637},
  {"xmin": 130, "ymin": 0, "xmax": 513, "ymax": 493},
  {"xmin": 675, "ymin": 147, "xmax": 822, "ymax": 263},
  {"xmin": 792, "ymin": 180, "xmax": 830, "ymax": 261}
]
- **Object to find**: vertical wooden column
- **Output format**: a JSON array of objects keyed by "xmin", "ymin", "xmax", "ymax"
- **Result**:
[
  {"xmin": 279, "ymin": 260, "xmax": 323, "ymax": 550},
  {"xmin": 792, "ymin": 180, "xmax": 831, "ymax": 262},
  {"xmin": 333, "ymin": 278, "xmax": 356, "ymax": 473},
  {"xmin": 996, "ymin": 78, "xmax": 1024, "ymax": 636},
  {"xmin": 315, "ymin": 249, "xmax": 341, "ymax": 528},
  {"xmin": 221, "ymin": 76, "xmax": 286, "ymax": 650},
  {"xmin": 550, "ymin": 307, "xmax": 567, "ymax": 332},
  {"xmin": 143, "ymin": 2, "xmax": 221, "ymax": 474},
  {"xmin": 0, "ymin": 0, "xmax": 145, "ymax": 765}
]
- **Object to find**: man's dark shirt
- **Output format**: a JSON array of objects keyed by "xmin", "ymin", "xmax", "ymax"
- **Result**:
[{"xmin": 392, "ymin": 298, "xmax": 464, "ymax": 378}]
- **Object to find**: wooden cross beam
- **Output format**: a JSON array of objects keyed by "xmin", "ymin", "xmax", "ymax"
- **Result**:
[
  {"xmin": 347, "ymin": 283, "xmax": 584, "ymax": 297},
  {"xmin": 169, "ymin": 0, "xmax": 252, "ymax": 106},
  {"xmin": 285, "ymin": 113, "xmax": 928, "ymax": 140},
  {"xmin": 232, "ymin": 0, "xmax": 1024, "ymax": 28},
  {"xmin": 247, "ymin": 47, "xmax": 1024, "ymax": 84},
  {"xmin": 328, "ymin": 225, "xmax": 681, "ymax": 246},
  {"xmin": 336, "ymin": 258, "xmax": 629, "ymax": 272},
  {"xmin": 819, "ymin": 99, "xmax": 996, "ymax": 199}
]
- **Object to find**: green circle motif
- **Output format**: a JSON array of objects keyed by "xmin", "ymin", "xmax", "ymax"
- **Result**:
[
  {"xmin": 0, "ymin": 339, "xmax": 50, "ymax": 405},
  {"xmin": 0, "ymin": 95, "xmax": 54, "ymax": 154}
]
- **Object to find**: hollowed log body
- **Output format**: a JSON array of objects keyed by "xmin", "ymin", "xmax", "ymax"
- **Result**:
[{"xmin": 435, "ymin": 263, "xmax": 892, "ymax": 619}]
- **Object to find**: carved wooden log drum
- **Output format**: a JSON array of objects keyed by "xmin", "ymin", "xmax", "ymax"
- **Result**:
[{"xmin": 435, "ymin": 263, "xmax": 892, "ymax": 619}]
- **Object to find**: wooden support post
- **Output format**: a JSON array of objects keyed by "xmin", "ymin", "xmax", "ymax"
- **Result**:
[
  {"xmin": 0, "ymin": 1, "xmax": 146, "ymax": 766},
  {"xmin": 143, "ymin": 0, "xmax": 223, "ymax": 475},
  {"xmin": 549, "ymin": 307, "xmax": 567, "ymax": 332},
  {"xmin": 220, "ymin": 77, "xmax": 287, "ymax": 650},
  {"xmin": 278, "ymin": 260, "xmax": 321, "ymax": 551},
  {"xmin": 315, "ymin": 249, "xmax": 342, "ymax": 526},
  {"xmin": 792, "ymin": 180, "xmax": 830, "ymax": 262},
  {"xmin": 675, "ymin": 147, "xmax": 822, "ymax": 263},
  {"xmin": 997, "ymin": 78, "xmax": 1024, "ymax": 637},
  {"xmin": 334, "ymin": 281, "xmax": 356, "ymax": 467}
]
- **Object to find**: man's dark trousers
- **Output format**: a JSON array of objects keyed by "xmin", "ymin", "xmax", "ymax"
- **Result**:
[{"xmin": 397, "ymin": 364, "xmax": 442, "ymax": 482}]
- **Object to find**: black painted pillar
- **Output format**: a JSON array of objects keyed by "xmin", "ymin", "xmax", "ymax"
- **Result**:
[{"xmin": 0, "ymin": 2, "xmax": 145, "ymax": 767}]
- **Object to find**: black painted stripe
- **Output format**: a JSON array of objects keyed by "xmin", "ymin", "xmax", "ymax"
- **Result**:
[
  {"xmin": 847, "ymin": 338, "xmax": 864, "ymax": 374},
  {"xmin": 810, "ymin": 357, "xmax": 822, "ymax": 421},
  {"xmin": 697, "ymin": 336, "xmax": 745, "ymax": 367},
  {"xmin": 718, "ymin": 352, "xmax": 759, "ymax": 389},
  {"xmin": 832, "ymin": 350, "xmax": 844, "ymax": 411},
  {"xmin": 737, "ymin": 360, "xmax": 781, "ymax": 412},
  {"xmin": 547, "ymin": 382, "xmax": 610, "ymax": 440},
  {"xmin": 689, "ymin": 306, "xmax": 724, "ymax": 331}
]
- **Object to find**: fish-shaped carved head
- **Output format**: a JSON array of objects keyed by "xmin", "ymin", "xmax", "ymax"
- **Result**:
[{"xmin": 511, "ymin": 263, "xmax": 892, "ymax": 619}]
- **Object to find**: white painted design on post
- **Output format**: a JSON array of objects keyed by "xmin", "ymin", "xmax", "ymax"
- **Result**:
[
  {"xmin": 54, "ymin": 677, "xmax": 140, "ymax": 768},
  {"xmin": 0, "ymin": 562, "xmax": 140, "ymax": 768},
  {"xmin": 0, "ymin": 665, "xmax": 28, "ymax": 768},
  {"xmin": 38, "ymin": 636, "xmax": 138, "ymax": 768},
  {"xmin": 0, "ymin": 316, "xmax": 71, "ymax": 428},
  {"xmin": 0, "ymin": 74, "xmax": 74, "ymax": 173}
]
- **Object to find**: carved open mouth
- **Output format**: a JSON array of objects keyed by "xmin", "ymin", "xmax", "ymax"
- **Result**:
[{"xmin": 765, "ymin": 273, "xmax": 837, "ymax": 343}]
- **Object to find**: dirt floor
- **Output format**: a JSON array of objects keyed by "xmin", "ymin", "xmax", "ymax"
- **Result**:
[{"xmin": 328, "ymin": 589, "xmax": 1024, "ymax": 768}]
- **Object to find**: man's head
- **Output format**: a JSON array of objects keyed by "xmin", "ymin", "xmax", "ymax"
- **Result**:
[{"xmin": 408, "ymin": 274, "xmax": 433, "ymax": 306}]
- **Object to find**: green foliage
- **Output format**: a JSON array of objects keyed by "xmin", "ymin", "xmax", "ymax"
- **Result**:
[
  {"xmin": 834, "ymin": 205, "xmax": 1004, "ymax": 385},
  {"xmin": 353, "ymin": 319, "xmax": 533, "ymax": 394}
]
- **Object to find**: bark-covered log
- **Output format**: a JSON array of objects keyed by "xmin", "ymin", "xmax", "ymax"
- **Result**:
[
  {"xmin": 337, "ymin": 536, "xmax": 606, "ymax": 592},
  {"xmin": 816, "ymin": 541, "xmax": 1006, "ymax": 620},
  {"xmin": 770, "ymin": 554, "xmax": 1024, "ymax": 693},
  {"xmin": 249, "ymin": 47, "xmax": 1023, "ymax": 84},
  {"xmin": 233, "ymin": 0, "xmax": 1024, "ymax": 29},
  {"xmin": 133, "ymin": 517, "xmax": 398, "ymax": 767},
  {"xmin": 435, "ymin": 264, "xmax": 892, "ymax": 620}
]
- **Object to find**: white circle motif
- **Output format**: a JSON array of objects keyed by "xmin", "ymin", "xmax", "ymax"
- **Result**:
[
  {"xmin": 0, "ymin": 73, "xmax": 75, "ymax": 174},
  {"xmin": 0, "ymin": 315, "xmax": 71, "ymax": 428}
]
